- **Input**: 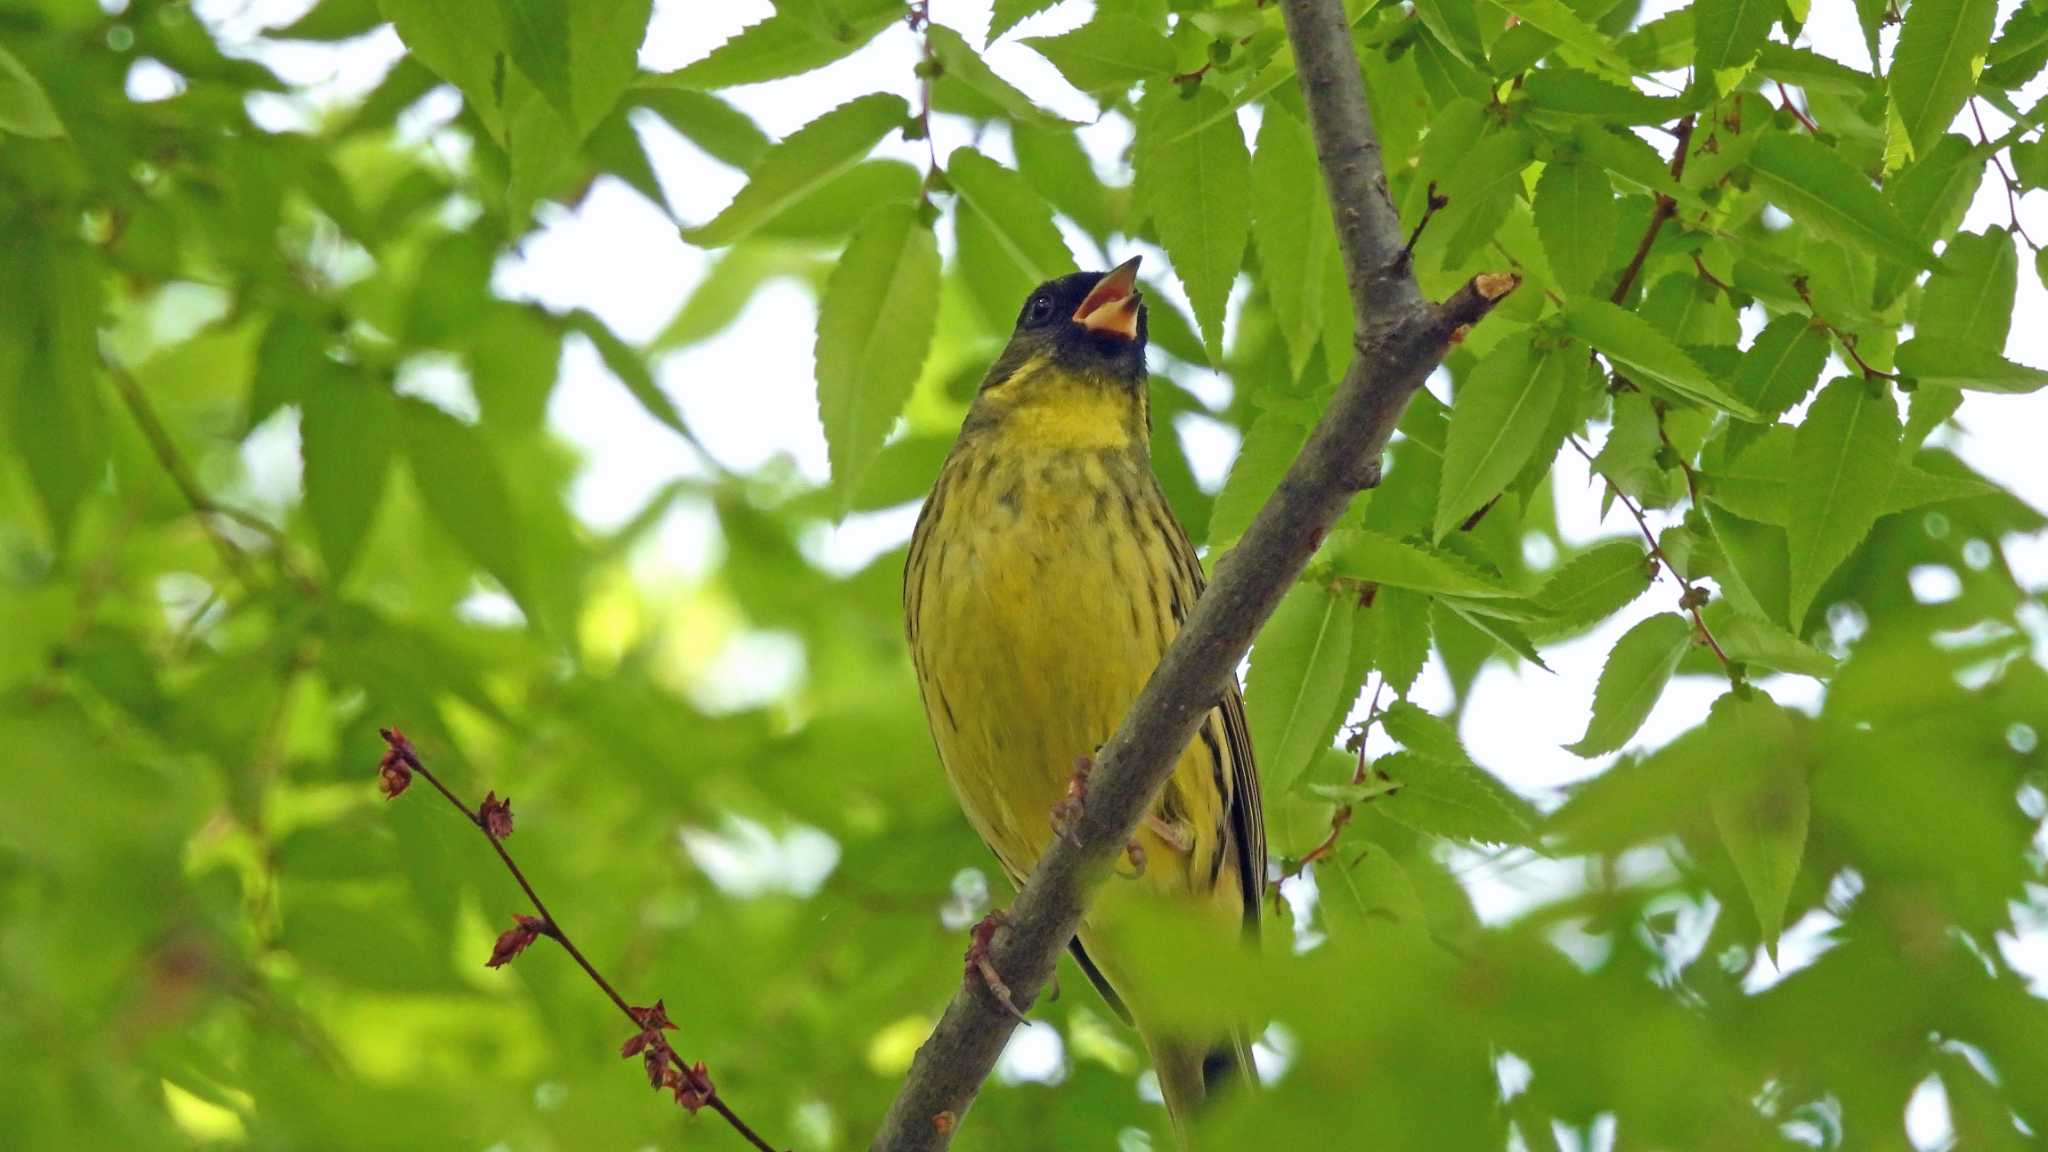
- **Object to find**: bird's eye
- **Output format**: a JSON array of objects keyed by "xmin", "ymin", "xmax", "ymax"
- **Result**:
[{"xmin": 1025, "ymin": 294, "xmax": 1055, "ymax": 325}]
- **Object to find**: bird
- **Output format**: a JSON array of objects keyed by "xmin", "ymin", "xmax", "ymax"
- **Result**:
[{"xmin": 903, "ymin": 256, "xmax": 1264, "ymax": 1140}]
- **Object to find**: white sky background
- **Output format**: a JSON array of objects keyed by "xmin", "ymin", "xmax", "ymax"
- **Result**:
[{"xmin": 205, "ymin": 0, "xmax": 2047, "ymax": 1137}]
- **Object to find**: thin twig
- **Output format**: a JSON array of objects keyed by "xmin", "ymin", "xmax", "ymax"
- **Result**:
[
  {"xmin": 1776, "ymin": 82, "xmax": 1819, "ymax": 134},
  {"xmin": 1969, "ymin": 97, "xmax": 2038, "ymax": 249},
  {"xmin": 1610, "ymin": 114, "xmax": 1697, "ymax": 305},
  {"xmin": 103, "ymin": 350, "xmax": 256, "ymax": 587},
  {"xmin": 1792, "ymin": 277, "xmax": 1900, "ymax": 382},
  {"xmin": 1566, "ymin": 438, "xmax": 1730, "ymax": 669},
  {"xmin": 376, "ymin": 730, "xmax": 783, "ymax": 1152},
  {"xmin": 1275, "ymin": 679, "xmax": 1391, "ymax": 888}
]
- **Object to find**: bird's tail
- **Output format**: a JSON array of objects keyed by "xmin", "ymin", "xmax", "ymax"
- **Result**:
[{"xmin": 1148, "ymin": 1026, "xmax": 1258, "ymax": 1147}]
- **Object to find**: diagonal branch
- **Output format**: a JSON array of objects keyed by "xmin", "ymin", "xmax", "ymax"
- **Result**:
[{"xmin": 867, "ymin": 1, "xmax": 1518, "ymax": 1148}]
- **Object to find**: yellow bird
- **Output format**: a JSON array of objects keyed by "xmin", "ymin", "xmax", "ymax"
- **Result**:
[{"xmin": 903, "ymin": 257, "xmax": 1264, "ymax": 1137}]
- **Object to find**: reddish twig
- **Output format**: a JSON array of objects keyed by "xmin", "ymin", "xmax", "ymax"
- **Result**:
[
  {"xmin": 1610, "ymin": 114, "xmax": 1697, "ymax": 305},
  {"xmin": 375, "ymin": 729, "xmax": 782, "ymax": 1152},
  {"xmin": 1776, "ymin": 82, "xmax": 1819, "ymax": 134},
  {"xmin": 1791, "ymin": 277, "xmax": 1900, "ymax": 382},
  {"xmin": 1273, "ymin": 679, "xmax": 1393, "ymax": 891},
  {"xmin": 1405, "ymin": 181, "xmax": 1449, "ymax": 257},
  {"xmin": 1565, "ymin": 439, "xmax": 1731, "ymax": 669},
  {"xmin": 1969, "ymin": 98, "xmax": 2038, "ymax": 249}
]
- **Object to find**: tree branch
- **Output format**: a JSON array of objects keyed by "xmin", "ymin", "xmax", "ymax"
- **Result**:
[
  {"xmin": 867, "ymin": 1, "xmax": 1517, "ymax": 1146},
  {"xmin": 374, "ymin": 730, "xmax": 783, "ymax": 1152}
]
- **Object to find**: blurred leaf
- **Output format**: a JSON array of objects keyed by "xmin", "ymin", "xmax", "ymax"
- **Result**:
[
  {"xmin": 1487, "ymin": 0, "xmax": 1637, "ymax": 77},
  {"xmin": 1436, "ymin": 335, "xmax": 1566, "ymax": 541},
  {"xmin": 1210, "ymin": 412, "xmax": 1309, "ymax": 551},
  {"xmin": 656, "ymin": 2, "xmax": 898, "ymax": 89},
  {"xmin": 495, "ymin": 0, "xmax": 574, "ymax": 119},
  {"xmin": 1567, "ymin": 612, "xmax": 1692, "ymax": 757},
  {"xmin": 634, "ymin": 88, "xmax": 770, "ymax": 169},
  {"xmin": 12, "ymin": 237, "xmax": 101, "ymax": 549},
  {"xmin": 928, "ymin": 24, "xmax": 1068, "ymax": 125},
  {"xmin": 1704, "ymin": 691, "xmax": 1807, "ymax": 956},
  {"xmin": 683, "ymin": 93, "xmax": 907, "ymax": 247},
  {"xmin": 301, "ymin": 368, "xmax": 396, "ymax": 584},
  {"xmin": 1137, "ymin": 84, "xmax": 1252, "ymax": 360},
  {"xmin": 0, "ymin": 44, "xmax": 64, "ymax": 138},
  {"xmin": 815, "ymin": 204, "xmax": 940, "ymax": 498},
  {"xmin": 1012, "ymin": 123, "xmax": 1120, "ymax": 242},
  {"xmin": 1889, "ymin": 0, "xmax": 1999, "ymax": 158},
  {"xmin": 991, "ymin": 0, "xmax": 1062, "ymax": 41},
  {"xmin": 398, "ymin": 400, "xmax": 531, "ymax": 611},
  {"xmin": 1692, "ymin": 0, "xmax": 1776, "ymax": 86},
  {"xmin": 1522, "ymin": 67, "xmax": 1682, "ymax": 124},
  {"xmin": 1533, "ymin": 157, "xmax": 1615, "ymax": 297},
  {"xmin": 1252, "ymin": 108, "xmax": 1335, "ymax": 380},
  {"xmin": 947, "ymin": 151, "xmax": 1076, "ymax": 329}
]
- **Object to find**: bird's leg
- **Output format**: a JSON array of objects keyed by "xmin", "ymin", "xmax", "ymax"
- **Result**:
[
  {"xmin": 963, "ymin": 910, "xmax": 1029, "ymax": 1023},
  {"xmin": 1144, "ymin": 813, "xmax": 1194, "ymax": 853},
  {"xmin": 1050, "ymin": 753, "xmax": 1093, "ymax": 844}
]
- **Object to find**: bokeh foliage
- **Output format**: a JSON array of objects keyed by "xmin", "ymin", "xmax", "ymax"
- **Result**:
[{"xmin": 4, "ymin": 0, "xmax": 2048, "ymax": 1148}]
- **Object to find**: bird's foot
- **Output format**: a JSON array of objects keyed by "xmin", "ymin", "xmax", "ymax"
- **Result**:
[
  {"xmin": 1123, "ymin": 838, "xmax": 1146, "ymax": 877},
  {"xmin": 963, "ymin": 910, "xmax": 1029, "ymax": 1023},
  {"xmin": 1145, "ymin": 813, "xmax": 1195, "ymax": 853},
  {"xmin": 1050, "ymin": 754, "xmax": 1093, "ymax": 844}
]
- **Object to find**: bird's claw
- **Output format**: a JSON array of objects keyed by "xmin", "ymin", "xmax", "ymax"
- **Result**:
[
  {"xmin": 964, "ymin": 910, "xmax": 1029, "ymax": 1024},
  {"xmin": 1145, "ymin": 813, "xmax": 1194, "ymax": 853},
  {"xmin": 1124, "ymin": 838, "xmax": 1147, "ymax": 877}
]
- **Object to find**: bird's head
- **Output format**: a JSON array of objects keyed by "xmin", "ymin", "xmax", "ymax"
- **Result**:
[{"xmin": 968, "ymin": 257, "xmax": 1151, "ymax": 445}]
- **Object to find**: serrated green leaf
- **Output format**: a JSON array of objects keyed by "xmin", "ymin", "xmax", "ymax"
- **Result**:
[
  {"xmin": 0, "ymin": 44, "xmax": 64, "ymax": 138},
  {"xmin": 1246, "ymin": 582, "xmax": 1358, "ymax": 796},
  {"xmin": 1708, "ymin": 609, "xmax": 1836, "ymax": 677},
  {"xmin": 300, "ymin": 367, "xmax": 394, "ymax": 584},
  {"xmin": 1436, "ymin": 335, "xmax": 1567, "ymax": 540},
  {"xmin": 1413, "ymin": 0, "xmax": 1486, "ymax": 64},
  {"xmin": 1376, "ymin": 750, "xmax": 1542, "ymax": 846},
  {"xmin": 399, "ymin": 400, "xmax": 530, "ymax": 609},
  {"xmin": 928, "ymin": 23, "xmax": 1069, "ymax": 125},
  {"xmin": 1486, "ymin": 0, "xmax": 1637, "ymax": 77},
  {"xmin": 1432, "ymin": 126, "xmax": 1535, "ymax": 269},
  {"xmin": 1534, "ymin": 539, "xmax": 1654, "ymax": 632},
  {"xmin": 1890, "ymin": 0, "xmax": 1999, "ymax": 159},
  {"xmin": 1365, "ymin": 586, "xmax": 1432, "ymax": 695},
  {"xmin": 1567, "ymin": 612, "xmax": 1692, "ymax": 757},
  {"xmin": 656, "ymin": 5, "xmax": 897, "ymax": 90},
  {"xmin": 1787, "ymin": 378, "xmax": 1901, "ymax": 622},
  {"xmin": 1444, "ymin": 600, "xmax": 1551, "ymax": 668},
  {"xmin": 1380, "ymin": 701, "xmax": 1471, "ymax": 765},
  {"xmin": 1328, "ymin": 529, "xmax": 1520, "ymax": 599},
  {"xmin": 1024, "ymin": 15, "xmax": 1176, "ymax": 96},
  {"xmin": 1694, "ymin": 0, "xmax": 1777, "ymax": 83},
  {"xmin": 1986, "ymin": 0, "xmax": 2048, "ymax": 88},
  {"xmin": 990, "ymin": 0, "xmax": 1062, "ymax": 41},
  {"xmin": 1210, "ymin": 413, "xmax": 1310, "ymax": 551},
  {"xmin": 1895, "ymin": 338, "xmax": 2048, "ymax": 393},
  {"xmin": 1012, "ymin": 123, "xmax": 1120, "ymax": 241},
  {"xmin": 1522, "ymin": 67, "xmax": 1682, "ymax": 125},
  {"xmin": 947, "ymin": 151, "xmax": 1076, "ymax": 330},
  {"xmin": 1916, "ymin": 228, "xmax": 2018, "ymax": 349},
  {"xmin": 1137, "ymin": 84, "xmax": 1252, "ymax": 359},
  {"xmin": 633, "ymin": 88, "xmax": 771, "ymax": 169},
  {"xmin": 1253, "ymin": 109, "xmax": 1335, "ymax": 380},
  {"xmin": 683, "ymin": 93, "xmax": 906, "ymax": 247},
  {"xmin": 1565, "ymin": 300, "xmax": 1763, "ymax": 419},
  {"xmin": 815, "ymin": 204, "xmax": 940, "ymax": 498},
  {"xmin": 1705, "ymin": 691, "xmax": 1807, "ymax": 957},
  {"xmin": 1732, "ymin": 314, "xmax": 1829, "ymax": 422},
  {"xmin": 1754, "ymin": 41, "xmax": 1879, "ymax": 96},
  {"xmin": 494, "ymin": 0, "xmax": 573, "ymax": 119},
  {"xmin": 1747, "ymin": 132, "xmax": 1940, "ymax": 271},
  {"xmin": 1533, "ymin": 157, "xmax": 1616, "ymax": 296},
  {"xmin": 2014, "ymin": 138, "xmax": 2048, "ymax": 189}
]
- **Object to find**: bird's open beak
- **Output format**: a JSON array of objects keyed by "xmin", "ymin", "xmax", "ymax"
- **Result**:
[{"xmin": 1074, "ymin": 256, "xmax": 1143, "ymax": 341}]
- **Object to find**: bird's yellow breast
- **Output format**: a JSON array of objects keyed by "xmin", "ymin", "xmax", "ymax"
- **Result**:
[{"xmin": 904, "ymin": 431, "xmax": 1235, "ymax": 910}]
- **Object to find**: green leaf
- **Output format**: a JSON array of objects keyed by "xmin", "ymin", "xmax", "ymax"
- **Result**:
[
  {"xmin": 1413, "ymin": 0, "xmax": 1486, "ymax": 64},
  {"xmin": 1375, "ymin": 751, "xmax": 1542, "ymax": 846},
  {"xmin": 1253, "ymin": 109, "xmax": 1336, "ymax": 380},
  {"xmin": 947, "ymin": 151, "xmax": 1076, "ymax": 330},
  {"xmin": 633, "ymin": 88, "xmax": 771, "ymax": 169},
  {"xmin": 1443, "ymin": 600, "xmax": 1551, "ymax": 669},
  {"xmin": 1137, "ymin": 85, "xmax": 1252, "ymax": 360},
  {"xmin": 1567, "ymin": 612, "xmax": 1693, "ymax": 757},
  {"xmin": 1565, "ymin": 300, "xmax": 1763, "ymax": 419},
  {"xmin": 1693, "ymin": 0, "xmax": 1778, "ymax": 85},
  {"xmin": 2014, "ymin": 138, "xmax": 2048, "ymax": 189},
  {"xmin": 1732, "ymin": 314, "xmax": 1829, "ymax": 422},
  {"xmin": 1916, "ymin": 228, "xmax": 2017, "ymax": 349},
  {"xmin": 1895, "ymin": 338, "xmax": 2048, "ymax": 393},
  {"xmin": 1533, "ymin": 539, "xmax": 1654, "ymax": 632},
  {"xmin": 1786, "ymin": 378, "xmax": 1901, "ymax": 623},
  {"xmin": 300, "ymin": 368, "xmax": 395, "ymax": 584},
  {"xmin": 1327, "ymin": 529, "xmax": 1520, "ymax": 599},
  {"xmin": 270, "ymin": 0, "xmax": 385, "ymax": 41},
  {"xmin": 1024, "ymin": 15, "xmax": 1177, "ymax": 96},
  {"xmin": 1012, "ymin": 124, "xmax": 1119, "ymax": 241},
  {"xmin": 1708, "ymin": 609, "xmax": 1837, "ymax": 677},
  {"xmin": 12, "ymin": 238, "xmax": 101, "ymax": 549},
  {"xmin": 814, "ymin": 204, "xmax": 941, "ymax": 498},
  {"xmin": 683, "ymin": 94, "xmax": 907, "ymax": 247},
  {"xmin": 1431, "ymin": 126, "xmax": 1535, "ymax": 269},
  {"xmin": 1365, "ymin": 587, "xmax": 1432, "ymax": 696},
  {"xmin": 1890, "ymin": 0, "xmax": 1999, "ymax": 159},
  {"xmin": 1246, "ymin": 582, "xmax": 1358, "ymax": 796},
  {"xmin": 1754, "ymin": 42, "xmax": 1880, "ymax": 96},
  {"xmin": 1486, "ymin": 0, "xmax": 1638, "ymax": 78},
  {"xmin": 0, "ymin": 44, "xmax": 64, "ymax": 138},
  {"xmin": 657, "ymin": 4, "xmax": 898, "ymax": 90},
  {"xmin": 399, "ymin": 401, "xmax": 530, "ymax": 609},
  {"xmin": 377, "ymin": 0, "xmax": 511, "ymax": 138},
  {"xmin": 991, "ymin": 0, "xmax": 1062, "ymax": 41},
  {"xmin": 1746, "ymin": 132, "xmax": 1940, "ymax": 271},
  {"xmin": 928, "ymin": 24, "xmax": 1069, "ymax": 125},
  {"xmin": 650, "ymin": 244, "xmax": 820, "ymax": 353},
  {"xmin": 1436, "ymin": 336, "xmax": 1568, "ymax": 540},
  {"xmin": 1380, "ymin": 702, "xmax": 1471, "ymax": 765},
  {"xmin": 494, "ymin": 0, "xmax": 573, "ymax": 119},
  {"xmin": 566, "ymin": 311, "xmax": 693, "ymax": 441},
  {"xmin": 1210, "ymin": 413, "xmax": 1310, "ymax": 550},
  {"xmin": 1533, "ymin": 157, "xmax": 1616, "ymax": 296},
  {"xmin": 1705, "ymin": 691, "xmax": 1808, "ymax": 957},
  {"xmin": 1522, "ymin": 67, "xmax": 1682, "ymax": 125},
  {"xmin": 1986, "ymin": 0, "xmax": 2048, "ymax": 89}
]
